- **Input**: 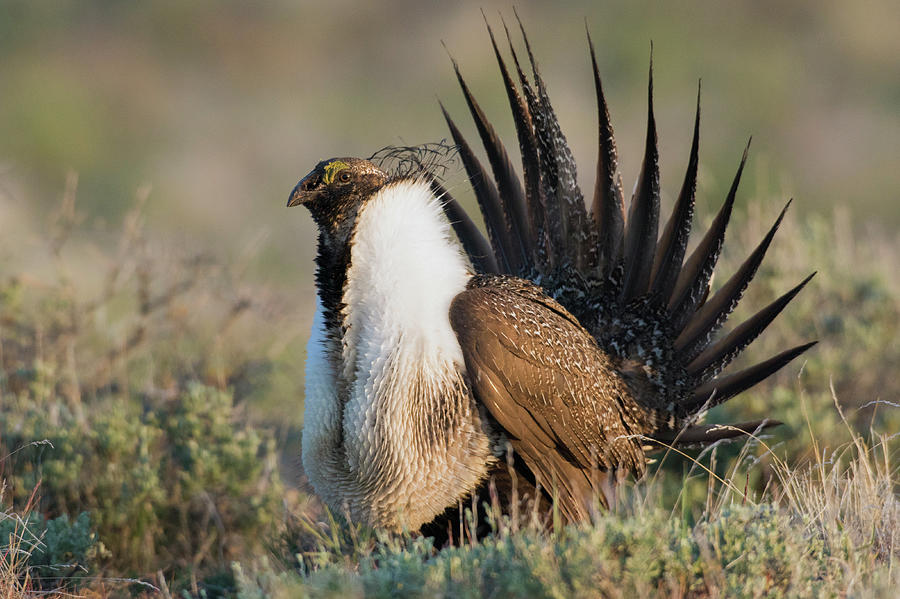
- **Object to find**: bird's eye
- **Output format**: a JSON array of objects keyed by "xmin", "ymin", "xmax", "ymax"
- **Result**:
[{"xmin": 338, "ymin": 171, "xmax": 352, "ymax": 183}]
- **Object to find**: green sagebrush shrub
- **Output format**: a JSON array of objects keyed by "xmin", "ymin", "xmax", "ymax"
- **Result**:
[
  {"xmin": 2, "ymin": 382, "xmax": 283, "ymax": 577},
  {"xmin": 0, "ymin": 194, "xmax": 293, "ymax": 590},
  {"xmin": 237, "ymin": 504, "xmax": 889, "ymax": 599},
  {"xmin": 0, "ymin": 510, "xmax": 106, "ymax": 591}
]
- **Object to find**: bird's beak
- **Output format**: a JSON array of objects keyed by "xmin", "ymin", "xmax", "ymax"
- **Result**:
[
  {"xmin": 287, "ymin": 181, "xmax": 307, "ymax": 207},
  {"xmin": 287, "ymin": 174, "xmax": 319, "ymax": 207}
]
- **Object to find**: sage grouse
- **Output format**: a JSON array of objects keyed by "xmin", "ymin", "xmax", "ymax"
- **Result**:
[{"xmin": 288, "ymin": 23, "xmax": 814, "ymax": 533}]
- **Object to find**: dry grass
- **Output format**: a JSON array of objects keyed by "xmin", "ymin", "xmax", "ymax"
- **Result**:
[
  {"xmin": 776, "ymin": 385, "xmax": 900, "ymax": 578},
  {"xmin": 250, "ymin": 389, "xmax": 898, "ymax": 598},
  {"xmin": 1, "ymin": 510, "xmax": 35, "ymax": 599}
]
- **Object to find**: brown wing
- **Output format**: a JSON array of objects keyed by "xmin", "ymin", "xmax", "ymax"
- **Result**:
[{"xmin": 449, "ymin": 276, "xmax": 651, "ymax": 521}]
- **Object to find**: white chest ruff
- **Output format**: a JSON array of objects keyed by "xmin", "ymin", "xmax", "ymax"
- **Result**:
[{"xmin": 301, "ymin": 180, "xmax": 494, "ymax": 530}]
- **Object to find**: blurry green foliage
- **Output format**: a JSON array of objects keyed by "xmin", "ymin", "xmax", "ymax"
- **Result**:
[
  {"xmin": 647, "ymin": 206, "xmax": 900, "ymax": 515},
  {"xmin": 713, "ymin": 208, "xmax": 899, "ymax": 453},
  {"xmin": 0, "ymin": 511, "xmax": 106, "ymax": 591},
  {"xmin": 2, "ymin": 382, "xmax": 283, "ymax": 578},
  {"xmin": 0, "ymin": 196, "xmax": 292, "ymax": 591}
]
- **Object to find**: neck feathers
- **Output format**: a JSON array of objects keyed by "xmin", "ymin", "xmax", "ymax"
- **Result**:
[
  {"xmin": 341, "ymin": 178, "xmax": 470, "ymax": 367},
  {"xmin": 303, "ymin": 178, "xmax": 491, "ymax": 530}
]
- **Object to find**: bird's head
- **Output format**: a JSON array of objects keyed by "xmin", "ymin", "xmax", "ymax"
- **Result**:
[{"xmin": 288, "ymin": 157, "xmax": 389, "ymax": 230}]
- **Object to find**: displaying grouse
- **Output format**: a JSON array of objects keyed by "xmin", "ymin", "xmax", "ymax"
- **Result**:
[{"xmin": 287, "ymin": 21, "xmax": 814, "ymax": 532}]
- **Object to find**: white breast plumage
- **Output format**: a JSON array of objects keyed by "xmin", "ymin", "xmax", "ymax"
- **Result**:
[{"xmin": 301, "ymin": 178, "xmax": 494, "ymax": 530}]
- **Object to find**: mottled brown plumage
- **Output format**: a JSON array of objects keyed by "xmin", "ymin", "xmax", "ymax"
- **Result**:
[{"xmin": 451, "ymin": 275, "xmax": 652, "ymax": 521}]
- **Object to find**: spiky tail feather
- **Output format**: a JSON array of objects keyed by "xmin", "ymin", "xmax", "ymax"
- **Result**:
[{"xmin": 441, "ymin": 16, "xmax": 814, "ymax": 445}]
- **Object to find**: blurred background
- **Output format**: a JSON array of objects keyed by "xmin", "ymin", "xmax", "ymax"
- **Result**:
[{"xmin": 2, "ymin": 0, "xmax": 897, "ymax": 282}]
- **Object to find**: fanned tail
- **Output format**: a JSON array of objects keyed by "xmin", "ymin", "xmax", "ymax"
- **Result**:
[
  {"xmin": 587, "ymin": 28, "xmax": 626, "ymax": 280},
  {"xmin": 442, "ymin": 17, "xmax": 815, "ymax": 446},
  {"xmin": 620, "ymin": 47, "xmax": 660, "ymax": 303},
  {"xmin": 649, "ymin": 419, "xmax": 782, "ymax": 448}
]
